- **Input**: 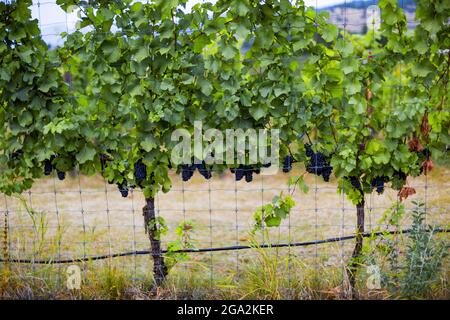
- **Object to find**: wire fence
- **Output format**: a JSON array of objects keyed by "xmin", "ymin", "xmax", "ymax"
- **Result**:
[{"xmin": 0, "ymin": 167, "xmax": 449, "ymax": 288}]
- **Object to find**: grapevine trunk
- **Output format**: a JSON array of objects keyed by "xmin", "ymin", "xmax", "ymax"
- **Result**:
[
  {"xmin": 143, "ymin": 197, "xmax": 168, "ymax": 287},
  {"xmin": 347, "ymin": 198, "xmax": 365, "ymax": 297}
]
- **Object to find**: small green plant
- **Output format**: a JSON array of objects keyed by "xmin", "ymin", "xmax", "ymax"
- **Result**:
[
  {"xmin": 147, "ymin": 216, "xmax": 169, "ymax": 241},
  {"xmin": 398, "ymin": 201, "xmax": 448, "ymax": 298},
  {"xmin": 252, "ymin": 175, "xmax": 308, "ymax": 233},
  {"xmin": 365, "ymin": 200, "xmax": 448, "ymax": 299},
  {"xmin": 164, "ymin": 220, "xmax": 197, "ymax": 271},
  {"xmin": 252, "ymin": 193, "xmax": 295, "ymax": 232}
]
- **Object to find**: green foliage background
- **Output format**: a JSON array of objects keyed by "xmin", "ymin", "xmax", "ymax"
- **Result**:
[{"xmin": 0, "ymin": 0, "xmax": 449, "ymax": 202}]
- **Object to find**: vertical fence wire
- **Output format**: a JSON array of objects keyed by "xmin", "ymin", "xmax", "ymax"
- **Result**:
[
  {"xmin": 77, "ymin": 172, "xmax": 88, "ymax": 281},
  {"xmin": 181, "ymin": 177, "xmax": 188, "ymax": 278},
  {"xmin": 313, "ymin": 0, "xmax": 319, "ymax": 284},
  {"xmin": 260, "ymin": 172, "xmax": 265, "ymax": 247},
  {"xmin": 393, "ymin": 0, "xmax": 404, "ymax": 277},
  {"xmin": 234, "ymin": 176, "xmax": 239, "ymax": 277},
  {"xmin": 103, "ymin": 179, "xmax": 112, "ymax": 271},
  {"xmin": 341, "ymin": 0, "xmax": 348, "ymax": 293},
  {"xmin": 340, "ymin": 182, "xmax": 346, "ymax": 292},
  {"xmin": 130, "ymin": 188, "xmax": 138, "ymax": 280},
  {"xmin": 208, "ymin": 177, "xmax": 213, "ymax": 288},
  {"xmin": 52, "ymin": 175, "xmax": 62, "ymax": 285},
  {"xmin": 2, "ymin": 195, "xmax": 9, "ymax": 270},
  {"xmin": 287, "ymin": 172, "xmax": 292, "ymax": 295},
  {"xmin": 27, "ymin": 191, "xmax": 36, "ymax": 273}
]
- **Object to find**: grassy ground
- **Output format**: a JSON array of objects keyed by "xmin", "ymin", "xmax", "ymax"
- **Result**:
[{"xmin": 0, "ymin": 165, "xmax": 449, "ymax": 299}]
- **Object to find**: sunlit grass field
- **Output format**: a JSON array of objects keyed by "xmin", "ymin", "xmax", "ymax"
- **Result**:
[{"xmin": 0, "ymin": 165, "xmax": 448, "ymax": 299}]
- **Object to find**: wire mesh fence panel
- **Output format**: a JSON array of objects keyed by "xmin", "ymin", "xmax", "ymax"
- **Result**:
[{"xmin": 1, "ymin": 167, "xmax": 448, "ymax": 296}]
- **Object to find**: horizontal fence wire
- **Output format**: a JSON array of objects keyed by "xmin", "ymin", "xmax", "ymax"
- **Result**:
[{"xmin": 1, "ymin": 228, "xmax": 448, "ymax": 265}]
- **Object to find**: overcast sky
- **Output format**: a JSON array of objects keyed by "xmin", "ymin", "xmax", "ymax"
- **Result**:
[{"xmin": 29, "ymin": 0, "xmax": 368, "ymax": 46}]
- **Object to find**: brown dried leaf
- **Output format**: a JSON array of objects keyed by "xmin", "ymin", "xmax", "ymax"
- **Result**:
[
  {"xmin": 398, "ymin": 187, "xmax": 416, "ymax": 202},
  {"xmin": 408, "ymin": 136, "xmax": 424, "ymax": 152},
  {"xmin": 183, "ymin": 224, "xmax": 193, "ymax": 230},
  {"xmin": 421, "ymin": 159, "xmax": 433, "ymax": 175},
  {"xmin": 319, "ymin": 286, "xmax": 343, "ymax": 299},
  {"xmin": 421, "ymin": 114, "xmax": 431, "ymax": 137}
]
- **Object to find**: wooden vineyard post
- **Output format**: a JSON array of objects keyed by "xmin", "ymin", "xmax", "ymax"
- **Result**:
[{"xmin": 143, "ymin": 197, "xmax": 167, "ymax": 288}]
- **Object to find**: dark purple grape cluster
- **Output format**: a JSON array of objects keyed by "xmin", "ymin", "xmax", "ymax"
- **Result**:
[
  {"xmin": 117, "ymin": 183, "xmax": 129, "ymax": 197},
  {"xmin": 195, "ymin": 162, "xmax": 212, "ymax": 180},
  {"xmin": 305, "ymin": 144, "xmax": 333, "ymax": 182},
  {"xmin": 393, "ymin": 170, "xmax": 407, "ymax": 181},
  {"xmin": 282, "ymin": 155, "xmax": 294, "ymax": 173},
  {"xmin": 349, "ymin": 176, "xmax": 361, "ymax": 190},
  {"xmin": 11, "ymin": 150, "xmax": 23, "ymax": 160},
  {"xmin": 305, "ymin": 144, "xmax": 314, "ymax": 158},
  {"xmin": 57, "ymin": 170, "xmax": 66, "ymax": 181},
  {"xmin": 43, "ymin": 155, "xmax": 56, "ymax": 176},
  {"xmin": 133, "ymin": 159, "xmax": 147, "ymax": 186},
  {"xmin": 181, "ymin": 160, "xmax": 212, "ymax": 182},
  {"xmin": 230, "ymin": 166, "xmax": 243, "ymax": 180},
  {"xmin": 181, "ymin": 164, "xmax": 195, "ymax": 182},
  {"xmin": 231, "ymin": 165, "xmax": 260, "ymax": 182},
  {"xmin": 371, "ymin": 176, "xmax": 388, "ymax": 194},
  {"xmin": 44, "ymin": 160, "xmax": 53, "ymax": 175},
  {"xmin": 321, "ymin": 166, "xmax": 332, "ymax": 182}
]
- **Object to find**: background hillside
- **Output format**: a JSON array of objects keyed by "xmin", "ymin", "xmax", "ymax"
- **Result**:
[{"xmin": 320, "ymin": 0, "xmax": 417, "ymax": 34}]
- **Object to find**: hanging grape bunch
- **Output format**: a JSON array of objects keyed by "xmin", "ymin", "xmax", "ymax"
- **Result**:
[
  {"xmin": 282, "ymin": 155, "xmax": 294, "ymax": 173},
  {"xmin": 305, "ymin": 144, "xmax": 333, "ymax": 182},
  {"xmin": 231, "ymin": 165, "xmax": 262, "ymax": 182},
  {"xmin": 348, "ymin": 176, "xmax": 361, "ymax": 190},
  {"xmin": 10, "ymin": 150, "xmax": 23, "ymax": 160},
  {"xmin": 134, "ymin": 159, "xmax": 147, "ymax": 187},
  {"xmin": 180, "ymin": 159, "xmax": 212, "ymax": 182},
  {"xmin": 57, "ymin": 170, "xmax": 66, "ymax": 181},
  {"xmin": 370, "ymin": 176, "xmax": 388, "ymax": 194},
  {"xmin": 42, "ymin": 154, "xmax": 65, "ymax": 180},
  {"xmin": 181, "ymin": 164, "xmax": 195, "ymax": 182},
  {"xmin": 117, "ymin": 183, "xmax": 129, "ymax": 198},
  {"xmin": 43, "ymin": 155, "xmax": 56, "ymax": 176},
  {"xmin": 195, "ymin": 161, "xmax": 212, "ymax": 180}
]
